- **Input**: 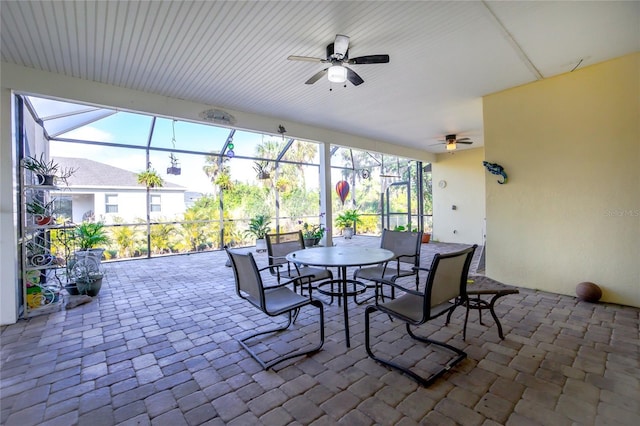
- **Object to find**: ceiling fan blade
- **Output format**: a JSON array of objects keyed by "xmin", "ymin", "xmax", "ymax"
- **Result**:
[
  {"xmin": 346, "ymin": 67, "xmax": 364, "ymax": 86},
  {"xmin": 348, "ymin": 54, "xmax": 390, "ymax": 64},
  {"xmin": 457, "ymin": 137, "xmax": 472, "ymax": 142},
  {"xmin": 288, "ymin": 55, "xmax": 326, "ymax": 63},
  {"xmin": 334, "ymin": 34, "xmax": 350, "ymax": 58},
  {"xmin": 458, "ymin": 141, "xmax": 474, "ymax": 145},
  {"xmin": 305, "ymin": 68, "xmax": 328, "ymax": 84}
]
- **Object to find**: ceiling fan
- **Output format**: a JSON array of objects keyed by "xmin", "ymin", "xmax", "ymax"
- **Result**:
[
  {"xmin": 431, "ymin": 134, "xmax": 474, "ymax": 151},
  {"xmin": 287, "ymin": 34, "xmax": 389, "ymax": 86}
]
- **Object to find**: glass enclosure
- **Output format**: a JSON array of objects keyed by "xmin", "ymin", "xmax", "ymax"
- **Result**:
[{"xmin": 19, "ymin": 94, "xmax": 431, "ymax": 261}]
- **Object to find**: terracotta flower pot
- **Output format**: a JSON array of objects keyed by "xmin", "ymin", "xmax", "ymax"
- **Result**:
[{"xmin": 422, "ymin": 233, "xmax": 431, "ymax": 244}]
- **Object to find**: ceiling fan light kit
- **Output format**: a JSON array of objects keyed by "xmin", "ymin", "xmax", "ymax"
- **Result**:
[
  {"xmin": 328, "ymin": 65, "xmax": 347, "ymax": 83},
  {"xmin": 431, "ymin": 134, "xmax": 475, "ymax": 151},
  {"xmin": 288, "ymin": 34, "xmax": 389, "ymax": 87}
]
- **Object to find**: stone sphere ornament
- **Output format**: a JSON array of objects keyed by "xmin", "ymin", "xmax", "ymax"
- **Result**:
[{"xmin": 576, "ymin": 282, "xmax": 602, "ymax": 303}]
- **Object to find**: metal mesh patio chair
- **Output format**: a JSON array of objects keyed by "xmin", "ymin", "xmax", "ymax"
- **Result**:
[
  {"xmin": 364, "ymin": 245, "xmax": 477, "ymax": 386},
  {"xmin": 226, "ymin": 248, "xmax": 325, "ymax": 369},
  {"xmin": 353, "ymin": 229, "xmax": 422, "ymax": 303},
  {"xmin": 266, "ymin": 231, "xmax": 333, "ymax": 295}
]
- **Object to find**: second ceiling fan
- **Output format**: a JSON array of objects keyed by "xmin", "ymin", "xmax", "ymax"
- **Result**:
[
  {"xmin": 431, "ymin": 134, "xmax": 474, "ymax": 151},
  {"xmin": 287, "ymin": 34, "xmax": 390, "ymax": 86}
]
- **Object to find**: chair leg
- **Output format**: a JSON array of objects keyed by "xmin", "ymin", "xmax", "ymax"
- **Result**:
[
  {"xmin": 405, "ymin": 323, "xmax": 467, "ymax": 386},
  {"xmin": 463, "ymin": 302, "xmax": 470, "ymax": 341},
  {"xmin": 365, "ymin": 306, "xmax": 466, "ymax": 387},
  {"xmin": 445, "ymin": 298, "xmax": 462, "ymax": 325},
  {"xmin": 240, "ymin": 302, "xmax": 325, "ymax": 369}
]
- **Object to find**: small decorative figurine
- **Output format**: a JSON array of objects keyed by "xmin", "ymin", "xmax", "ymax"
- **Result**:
[{"xmin": 483, "ymin": 161, "xmax": 508, "ymax": 184}]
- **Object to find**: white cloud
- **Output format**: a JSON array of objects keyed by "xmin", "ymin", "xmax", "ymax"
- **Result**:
[{"xmin": 63, "ymin": 126, "xmax": 113, "ymax": 142}]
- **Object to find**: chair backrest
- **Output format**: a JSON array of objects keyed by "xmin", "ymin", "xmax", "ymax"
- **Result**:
[
  {"xmin": 225, "ymin": 248, "xmax": 266, "ymax": 311},
  {"xmin": 265, "ymin": 231, "xmax": 305, "ymax": 270},
  {"xmin": 380, "ymin": 229, "xmax": 423, "ymax": 267},
  {"xmin": 424, "ymin": 245, "xmax": 477, "ymax": 318}
]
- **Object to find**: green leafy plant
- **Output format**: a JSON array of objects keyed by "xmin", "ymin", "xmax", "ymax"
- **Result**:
[
  {"xmin": 23, "ymin": 154, "xmax": 59, "ymax": 175},
  {"xmin": 253, "ymin": 161, "xmax": 271, "ymax": 180},
  {"xmin": 244, "ymin": 215, "xmax": 271, "ymax": 240},
  {"xmin": 137, "ymin": 168, "xmax": 164, "ymax": 188},
  {"xmin": 26, "ymin": 199, "xmax": 56, "ymax": 216},
  {"xmin": 393, "ymin": 225, "xmax": 418, "ymax": 232},
  {"xmin": 335, "ymin": 209, "xmax": 362, "ymax": 229},
  {"xmin": 23, "ymin": 154, "xmax": 76, "ymax": 185},
  {"xmin": 300, "ymin": 222, "xmax": 325, "ymax": 240},
  {"xmin": 74, "ymin": 222, "xmax": 110, "ymax": 250},
  {"xmin": 214, "ymin": 171, "xmax": 232, "ymax": 191}
]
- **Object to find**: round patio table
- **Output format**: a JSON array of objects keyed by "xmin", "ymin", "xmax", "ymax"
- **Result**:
[{"xmin": 286, "ymin": 246, "xmax": 394, "ymax": 347}]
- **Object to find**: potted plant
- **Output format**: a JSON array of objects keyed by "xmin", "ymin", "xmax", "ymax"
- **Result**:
[
  {"xmin": 22, "ymin": 154, "xmax": 76, "ymax": 186},
  {"xmin": 136, "ymin": 168, "xmax": 164, "ymax": 188},
  {"xmin": 335, "ymin": 209, "xmax": 361, "ymax": 239},
  {"xmin": 64, "ymin": 222, "xmax": 109, "ymax": 296},
  {"xmin": 70, "ymin": 259, "xmax": 104, "ymax": 297},
  {"xmin": 26, "ymin": 199, "xmax": 57, "ymax": 225},
  {"xmin": 300, "ymin": 222, "xmax": 325, "ymax": 247},
  {"xmin": 214, "ymin": 171, "xmax": 233, "ymax": 191},
  {"xmin": 253, "ymin": 161, "xmax": 271, "ymax": 180},
  {"xmin": 73, "ymin": 221, "xmax": 110, "ymax": 264},
  {"xmin": 245, "ymin": 215, "xmax": 271, "ymax": 252},
  {"xmin": 166, "ymin": 153, "xmax": 181, "ymax": 175}
]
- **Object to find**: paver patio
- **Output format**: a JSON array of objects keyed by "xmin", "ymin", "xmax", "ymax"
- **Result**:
[{"xmin": 1, "ymin": 237, "xmax": 638, "ymax": 425}]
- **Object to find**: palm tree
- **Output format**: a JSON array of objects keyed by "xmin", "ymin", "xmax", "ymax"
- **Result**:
[{"xmin": 110, "ymin": 216, "xmax": 140, "ymax": 259}]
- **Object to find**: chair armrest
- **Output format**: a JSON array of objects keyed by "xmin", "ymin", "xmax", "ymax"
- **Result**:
[
  {"xmin": 263, "ymin": 273, "xmax": 315, "ymax": 289},
  {"xmin": 267, "ymin": 255, "xmax": 288, "ymax": 262},
  {"xmin": 376, "ymin": 278, "xmax": 422, "ymax": 296},
  {"xmin": 413, "ymin": 266, "xmax": 430, "ymax": 273},
  {"xmin": 258, "ymin": 264, "xmax": 281, "ymax": 273}
]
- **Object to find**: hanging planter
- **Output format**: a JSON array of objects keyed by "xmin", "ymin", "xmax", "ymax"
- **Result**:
[
  {"xmin": 137, "ymin": 168, "xmax": 164, "ymax": 188},
  {"xmin": 167, "ymin": 154, "xmax": 181, "ymax": 175},
  {"xmin": 253, "ymin": 161, "xmax": 271, "ymax": 180},
  {"xmin": 167, "ymin": 122, "xmax": 182, "ymax": 175}
]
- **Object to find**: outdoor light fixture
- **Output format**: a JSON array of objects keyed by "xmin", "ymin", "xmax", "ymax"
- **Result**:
[{"xmin": 327, "ymin": 65, "xmax": 347, "ymax": 83}]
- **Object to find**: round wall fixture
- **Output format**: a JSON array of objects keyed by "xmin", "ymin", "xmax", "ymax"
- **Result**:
[{"xmin": 438, "ymin": 180, "xmax": 447, "ymax": 188}]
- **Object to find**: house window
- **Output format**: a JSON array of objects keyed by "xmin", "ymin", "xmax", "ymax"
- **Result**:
[
  {"xmin": 54, "ymin": 196, "xmax": 72, "ymax": 220},
  {"xmin": 105, "ymin": 194, "xmax": 118, "ymax": 213},
  {"xmin": 150, "ymin": 195, "xmax": 161, "ymax": 212}
]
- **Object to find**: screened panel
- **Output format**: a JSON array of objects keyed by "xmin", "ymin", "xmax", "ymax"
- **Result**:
[
  {"xmin": 279, "ymin": 163, "xmax": 321, "ymax": 231},
  {"xmin": 50, "ymin": 140, "xmax": 147, "ymax": 173},
  {"xmin": 148, "ymin": 150, "xmax": 218, "ymax": 195},
  {"xmin": 331, "ymin": 146, "xmax": 354, "ymax": 169},
  {"xmin": 230, "ymin": 131, "xmax": 286, "ymax": 159},
  {"xmin": 280, "ymin": 140, "xmax": 320, "ymax": 165},
  {"xmin": 58, "ymin": 112, "xmax": 154, "ymax": 146},
  {"xmin": 26, "ymin": 96, "xmax": 102, "ymax": 119},
  {"xmin": 149, "ymin": 118, "xmax": 230, "ymax": 153},
  {"xmin": 47, "ymin": 110, "xmax": 117, "ymax": 138}
]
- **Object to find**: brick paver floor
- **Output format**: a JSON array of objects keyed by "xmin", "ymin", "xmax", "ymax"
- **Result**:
[{"xmin": 1, "ymin": 237, "xmax": 638, "ymax": 425}]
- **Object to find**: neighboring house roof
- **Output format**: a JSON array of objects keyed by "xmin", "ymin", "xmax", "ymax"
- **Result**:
[{"xmin": 53, "ymin": 157, "xmax": 184, "ymax": 190}]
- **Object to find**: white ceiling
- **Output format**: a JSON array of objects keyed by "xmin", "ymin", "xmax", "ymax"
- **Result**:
[{"xmin": 1, "ymin": 1, "xmax": 638, "ymax": 154}]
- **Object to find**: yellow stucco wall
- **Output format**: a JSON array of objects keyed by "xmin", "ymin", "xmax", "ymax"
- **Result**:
[
  {"xmin": 432, "ymin": 147, "xmax": 486, "ymax": 245},
  {"xmin": 483, "ymin": 53, "xmax": 640, "ymax": 307}
]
